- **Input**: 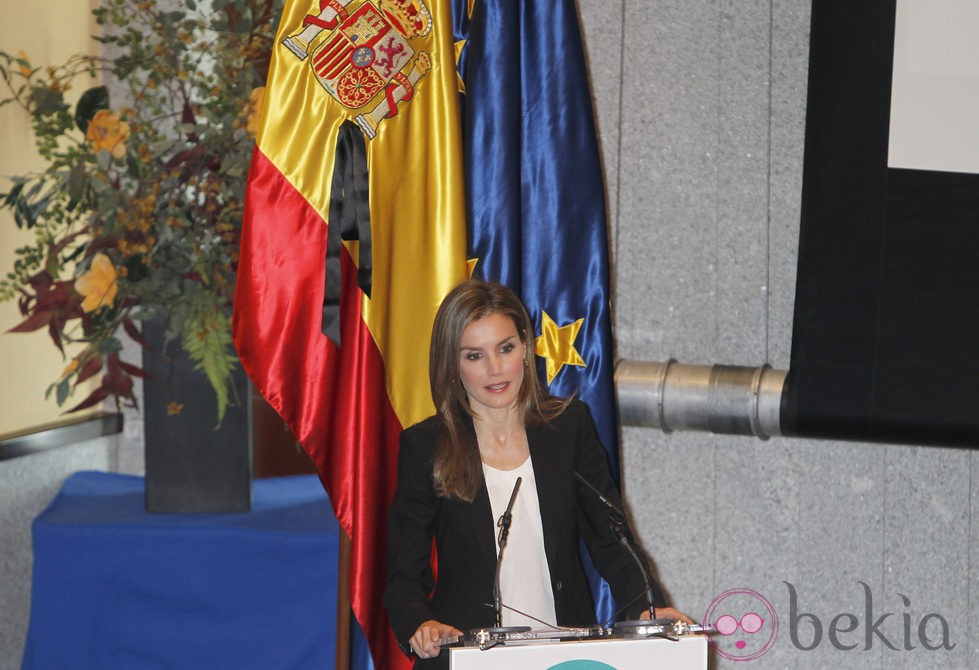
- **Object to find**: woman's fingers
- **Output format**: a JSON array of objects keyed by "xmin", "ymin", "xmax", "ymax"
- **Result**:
[
  {"xmin": 410, "ymin": 621, "xmax": 463, "ymax": 659},
  {"xmin": 654, "ymin": 606, "xmax": 695, "ymax": 624}
]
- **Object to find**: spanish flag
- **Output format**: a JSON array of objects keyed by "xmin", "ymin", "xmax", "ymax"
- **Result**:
[{"xmin": 232, "ymin": 1, "xmax": 467, "ymax": 667}]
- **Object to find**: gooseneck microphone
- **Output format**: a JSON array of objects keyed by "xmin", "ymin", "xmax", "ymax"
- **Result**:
[
  {"xmin": 493, "ymin": 476, "xmax": 522, "ymax": 628},
  {"xmin": 574, "ymin": 470, "xmax": 657, "ymax": 619}
]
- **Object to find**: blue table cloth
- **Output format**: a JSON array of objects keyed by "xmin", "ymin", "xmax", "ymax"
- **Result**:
[{"xmin": 22, "ymin": 471, "xmax": 339, "ymax": 669}]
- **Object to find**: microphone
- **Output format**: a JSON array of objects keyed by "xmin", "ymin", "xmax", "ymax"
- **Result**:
[
  {"xmin": 493, "ymin": 476, "xmax": 522, "ymax": 629},
  {"xmin": 574, "ymin": 470, "xmax": 657, "ymax": 621},
  {"xmin": 573, "ymin": 470, "xmax": 625, "ymax": 525}
]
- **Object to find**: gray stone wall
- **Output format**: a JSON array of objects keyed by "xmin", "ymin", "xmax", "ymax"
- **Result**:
[{"xmin": 579, "ymin": 1, "xmax": 977, "ymax": 668}]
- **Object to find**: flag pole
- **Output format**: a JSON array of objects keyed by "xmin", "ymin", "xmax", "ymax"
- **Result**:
[{"xmin": 335, "ymin": 529, "xmax": 351, "ymax": 670}]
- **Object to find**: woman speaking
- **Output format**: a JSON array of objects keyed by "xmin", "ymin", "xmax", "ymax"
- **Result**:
[{"xmin": 384, "ymin": 281, "xmax": 690, "ymax": 667}]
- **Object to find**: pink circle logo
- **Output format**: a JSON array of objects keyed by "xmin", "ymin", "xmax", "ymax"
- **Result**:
[{"xmin": 703, "ymin": 588, "xmax": 778, "ymax": 661}]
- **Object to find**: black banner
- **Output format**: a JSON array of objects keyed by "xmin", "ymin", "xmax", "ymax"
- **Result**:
[{"xmin": 784, "ymin": 0, "xmax": 979, "ymax": 448}]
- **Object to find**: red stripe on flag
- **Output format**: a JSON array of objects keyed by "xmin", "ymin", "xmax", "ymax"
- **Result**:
[
  {"xmin": 233, "ymin": 149, "xmax": 409, "ymax": 669},
  {"xmin": 313, "ymin": 34, "xmax": 351, "ymax": 80}
]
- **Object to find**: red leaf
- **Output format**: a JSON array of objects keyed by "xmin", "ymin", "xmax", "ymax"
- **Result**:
[
  {"xmin": 103, "ymin": 365, "xmax": 134, "ymax": 397},
  {"xmin": 8, "ymin": 311, "xmax": 52, "ymax": 333},
  {"xmin": 118, "ymin": 360, "xmax": 152, "ymax": 379},
  {"xmin": 86, "ymin": 234, "xmax": 119, "ymax": 256},
  {"xmin": 122, "ymin": 317, "xmax": 146, "ymax": 346},
  {"xmin": 64, "ymin": 386, "xmax": 109, "ymax": 413},
  {"xmin": 103, "ymin": 353, "xmax": 139, "ymax": 410},
  {"xmin": 17, "ymin": 293, "xmax": 31, "ymax": 316},
  {"xmin": 116, "ymin": 374, "xmax": 134, "ymax": 398},
  {"xmin": 47, "ymin": 321, "xmax": 65, "ymax": 354},
  {"xmin": 163, "ymin": 148, "xmax": 195, "ymax": 170},
  {"xmin": 181, "ymin": 102, "xmax": 199, "ymax": 143},
  {"xmin": 122, "ymin": 385, "xmax": 139, "ymax": 411},
  {"xmin": 27, "ymin": 270, "xmax": 53, "ymax": 292},
  {"xmin": 181, "ymin": 101, "xmax": 196, "ymax": 126},
  {"xmin": 105, "ymin": 351, "xmax": 122, "ymax": 379},
  {"xmin": 45, "ymin": 280, "xmax": 76, "ymax": 302},
  {"xmin": 75, "ymin": 356, "xmax": 103, "ymax": 386}
]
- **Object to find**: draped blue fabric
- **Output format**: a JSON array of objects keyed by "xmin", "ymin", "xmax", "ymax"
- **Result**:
[
  {"xmin": 22, "ymin": 471, "xmax": 340, "ymax": 669},
  {"xmin": 456, "ymin": 0, "xmax": 620, "ymax": 625}
]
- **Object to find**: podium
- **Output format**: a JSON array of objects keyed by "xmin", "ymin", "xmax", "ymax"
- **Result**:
[{"xmin": 449, "ymin": 635, "xmax": 707, "ymax": 669}]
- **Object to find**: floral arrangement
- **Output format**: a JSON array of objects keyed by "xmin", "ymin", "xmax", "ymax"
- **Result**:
[{"xmin": 0, "ymin": 0, "xmax": 282, "ymax": 422}]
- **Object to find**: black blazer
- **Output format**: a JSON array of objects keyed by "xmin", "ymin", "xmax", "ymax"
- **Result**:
[{"xmin": 383, "ymin": 400, "xmax": 663, "ymax": 663}]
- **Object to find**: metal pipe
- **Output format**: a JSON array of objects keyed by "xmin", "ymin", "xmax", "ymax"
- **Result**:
[{"xmin": 615, "ymin": 359, "xmax": 787, "ymax": 439}]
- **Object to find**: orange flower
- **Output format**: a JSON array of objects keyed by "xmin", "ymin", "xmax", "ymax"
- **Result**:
[
  {"xmin": 86, "ymin": 109, "xmax": 131, "ymax": 159},
  {"xmin": 59, "ymin": 358, "xmax": 80, "ymax": 380},
  {"xmin": 74, "ymin": 253, "xmax": 118, "ymax": 312},
  {"xmin": 16, "ymin": 50, "xmax": 31, "ymax": 77},
  {"xmin": 245, "ymin": 86, "xmax": 266, "ymax": 137}
]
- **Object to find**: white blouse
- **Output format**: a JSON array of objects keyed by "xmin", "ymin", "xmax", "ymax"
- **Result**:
[{"xmin": 481, "ymin": 456, "xmax": 557, "ymax": 628}]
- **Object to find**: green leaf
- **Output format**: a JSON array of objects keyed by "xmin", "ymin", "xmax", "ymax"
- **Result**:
[
  {"xmin": 99, "ymin": 337, "xmax": 124, "ymax": 354},
  {"xmin": 75, "ymin": 86, "xmax": 110, "ymax": 133},
  {"xmin": 96, "ymin": 150, "xmax": 112, "ymax": 171},
  {"xmin": 181, "ymin": 311, "xmax": 236, "ymax": 426},
  {"xmin": 67, "ymin": 162, "xmax": 88, "ymax": 207},
  {"xmin": 29, "ymin": 86, "xmax": 66, "ymax": 116},
  {"xmin": 55, "ymin": 378, "xmax": 71, "ymax": 406},
  {"xmin": 14, "ymin": 196, "xmax": 35, "ymax": 229},
  {"xmin": 2, "ymin": 180, "xmax": 25, "ymax": 206},
  {"xmin": 126, "ymin": 153, "xmax": 141, "ymax": 179}
]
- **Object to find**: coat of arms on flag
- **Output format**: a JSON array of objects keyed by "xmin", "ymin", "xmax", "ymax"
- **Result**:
[{"xmin": 281, "ymin": 0, "xmax": 433, "ymax": 139}]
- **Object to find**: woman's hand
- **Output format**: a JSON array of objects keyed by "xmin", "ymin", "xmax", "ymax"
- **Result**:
[
  {"xmin": 641, "ymin": 606, "xmax": 695, "ymax": 625},
  {"xmin": 409, "ymin": 620, "xmax": 463, "ymax": 659}
]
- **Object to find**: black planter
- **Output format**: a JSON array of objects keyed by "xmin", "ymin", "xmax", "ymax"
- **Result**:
[{"xmin": 142, "ymin": 321, "xmax": 252, "ymax": 513}]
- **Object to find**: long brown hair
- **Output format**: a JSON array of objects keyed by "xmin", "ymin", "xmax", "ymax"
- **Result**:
[{"xmin": 429, "ymin": 281, "xmax": 568, "ymax": 501}]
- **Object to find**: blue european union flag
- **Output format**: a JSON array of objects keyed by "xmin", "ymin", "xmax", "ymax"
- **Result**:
[{"xmin": 456, "ymin": 0, "xmax": 621, "ymax": 624}]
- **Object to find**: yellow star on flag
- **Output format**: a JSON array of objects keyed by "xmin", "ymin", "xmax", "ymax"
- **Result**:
[{"xmin": 535, "ymin": 311, "xmax": 586, "ymax": 385}]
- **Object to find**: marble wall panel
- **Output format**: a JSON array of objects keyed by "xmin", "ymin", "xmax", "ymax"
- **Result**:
[
  {"xmin": 615, "ymin": 0, "xmax": 723, "ymax": 361},
  {"xmin": 707, "ymin": 437, "xmax": 802, "ymax": 668},
  {"xmin": 715, "ymin": 0, "xmax": 774, "ymax": 364},
  {"xmin": 767, "ymin": 0, "xmax": 810, "ymax": 369},
  {"xmin": 971, "ymin": 451, "xmax": 979, "ymax": 668},
  {"xmin": 577, "ymin": 0, "xmax": 625, "ymax": 238},
  {"xmin": 620, "ymin": 428, "xmax": 715, "ymax": 616},
  {"xmin": 777, "ymin": 440, "xmax": 887, "ymax": 669},
  {"xmin": 881, "ymin": 446, "xmax": 972, "ymax": 669}
]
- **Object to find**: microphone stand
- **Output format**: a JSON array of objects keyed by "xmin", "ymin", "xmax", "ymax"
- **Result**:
[
  {"xmin": 574, "ymin": 471, "xmax": 656, "ymax": 619},
  {"xmin": 493, "ymin": 476, "xmax": 522, "ymax": 629}
]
